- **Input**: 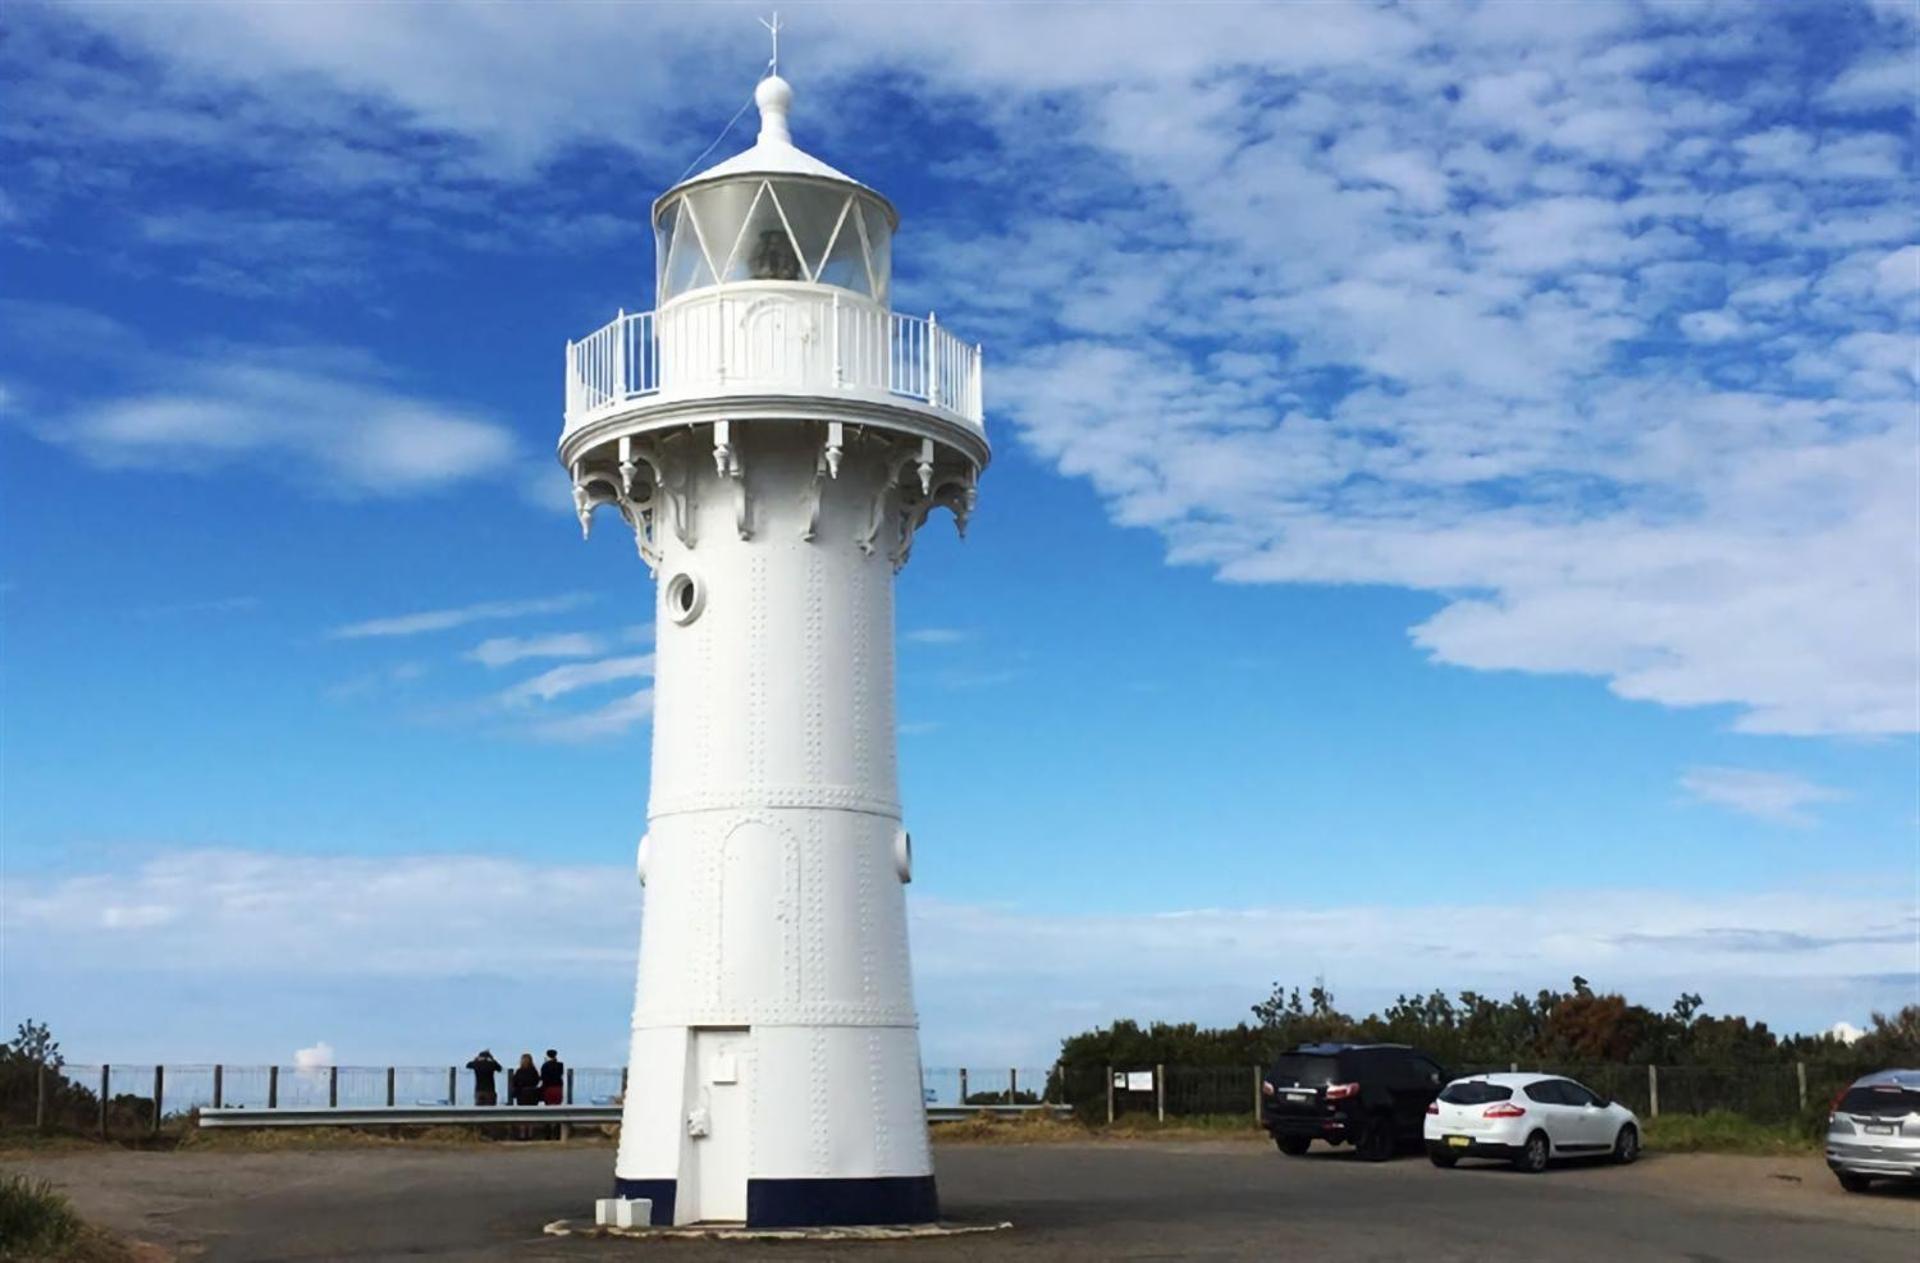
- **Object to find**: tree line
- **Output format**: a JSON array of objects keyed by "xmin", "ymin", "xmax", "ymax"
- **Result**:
[{"xmin": 1056, "ymin": 978, "xmax": 1920, "ymax": 1073}]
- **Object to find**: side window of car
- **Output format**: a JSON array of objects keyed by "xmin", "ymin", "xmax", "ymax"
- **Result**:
[
  {"xmin": 1525, "ymin": 1080, "xmax": 1567, "ymax": 1105},
  {"xmin": 1410, "ymin": 1056, "xmax": 1445, "ymax": 1088},
  {"xmin": 1559, "ymin": 1081, "xmax": 1598, "ymax": 1107}
]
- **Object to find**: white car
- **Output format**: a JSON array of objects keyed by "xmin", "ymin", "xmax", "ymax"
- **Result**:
[{"xmin": 1424, "ymin": 1072, "xmax": 1640, "ymax": 1173}]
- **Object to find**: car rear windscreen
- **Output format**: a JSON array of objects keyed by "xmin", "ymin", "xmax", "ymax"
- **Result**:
[
  {"xmin": 1839, "ymin": 1085, "xmax": 1920, "ymax": 1117},
  {"xmin": 1439, "ymin": 1080, "xmax": 1513, "ymax": 1105},
  {"xmin": 1269, "ymin": 1054, "xmax": 1340, "ymax": 1088}
]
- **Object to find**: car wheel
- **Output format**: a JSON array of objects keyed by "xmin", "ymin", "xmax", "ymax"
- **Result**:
[
  {"xmin": 1275, "ymin": 1135, "xmax": 1312, "ymax": 1156},
  {"xmin": 1355, "ymin": 1115, "xmax": 1395, "ymax": 1162},
  {"xmin": 1611, "ymin": 1124, "xmax": 1639, "ymax": 1165},
  {"xmin": 1512, "ymin": 1130, "xmax": 1550, "ymax": 1174},
  {"xmin": 1428, "ymin": 1149, "xmax": 1458, "ymax": 1169},
  {"xmin": 1835, "ymin": 1171, "xmax": 1873, "ymax": 1194}
]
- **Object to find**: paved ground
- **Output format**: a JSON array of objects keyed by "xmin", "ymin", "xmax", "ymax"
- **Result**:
[{"xmin": 6, "ymin": 1138, "xmax": 1916, "ymax": 1261}]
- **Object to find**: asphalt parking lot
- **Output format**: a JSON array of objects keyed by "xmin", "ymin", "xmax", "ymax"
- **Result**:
[{"xmin": 8, "ymin": 1138, "xmax": 1915, "ymax": 1261}]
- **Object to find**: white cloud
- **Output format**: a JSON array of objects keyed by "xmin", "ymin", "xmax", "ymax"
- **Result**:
[
  {"xmin": 903, "ymin": 628, "xmax": 969, "ymax": 646},
  {"xmin": 330, "ymin": 594, "xmax": 592, "ymax": 640},
  {"xmin": 5, "ymin": 849, "xmax": 1910, "ymax": 1064},
  {"xmin": 1829, "ymin": 1020, "xmax": 1866, "ymax": 1044},
  {"xmin": 528, "ymin": 688, "xmax": 655, "ymax": 742},
  {"xmin": 1680, "ymin": 766, "xmax": 1847, "ymax": 826},
  {"xmin": 4, "ymin": 304, "xmax": 520, "ymax": 496},
  {"xmin": 466, "ymin": 632, "xmax": 606, "ymax": 668},
  {"xmin": 293, "ymin": 1041, "xmax": 334, "ymax": 1070},
  {"xmin": 497, "ymin": 655, "xmax": 654, "ymax": 706}
]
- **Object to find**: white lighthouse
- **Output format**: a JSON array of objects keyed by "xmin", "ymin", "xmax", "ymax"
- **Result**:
[{"xmin": 558, "ymin": 63, "xmax": 986, "ymax": 1228}]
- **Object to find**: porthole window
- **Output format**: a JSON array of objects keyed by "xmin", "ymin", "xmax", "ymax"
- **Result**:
[{"xmin": 665, "ymin": 572, "xmax": 705, "ymax": 625}]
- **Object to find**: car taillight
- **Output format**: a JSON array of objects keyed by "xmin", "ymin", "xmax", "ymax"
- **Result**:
[
  {"xmin": 1425, "ymin": 1102, "xmax": 1439, "ymax": 1115},
  {"xmin": 1829, "ymin": 1087, "xmax": 1848, "ymax": 1115},
  {"xmin": 1262, "ymin": 1081, "xmax": 1275, "ymax": 1097},
  {"xmin": 1326, "ymin": 1082, "xmax": 1360, "ymax": 1101},
  {"xmin": 1483, "ymin": 1103, "xmax": 1526, "ymax": 1119}
]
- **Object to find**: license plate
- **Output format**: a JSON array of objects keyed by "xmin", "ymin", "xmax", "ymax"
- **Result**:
[
  {"xmin": 1446, "ymin": 1135, "xmax": 1471, "ymax": 1148},
  {"xmin": 1286, "ymin": 1092, "xmax": 1311, "ymax": 1103},
  {"xmin": 1864, "ymin": 1123, "xmax": 1896, "ymax": 1135}
]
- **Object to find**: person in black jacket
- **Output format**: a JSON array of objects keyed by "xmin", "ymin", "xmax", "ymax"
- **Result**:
[
  {"xmin": 540, "ymin": 1049, "xmax": 566, "ymax": 1105},
  {"xmin": 466, "ymin": 1049, "xmax": 503, "ymax": 1106},
  {"xmin": 511, "ymin": 1053, "xmax": 542, "ymax": 1106}
]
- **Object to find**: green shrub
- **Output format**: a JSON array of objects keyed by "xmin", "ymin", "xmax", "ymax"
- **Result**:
[
  {"xmin": 1642, "ymin": 1110, "xmax": 1817, "ymax": 1155},
  {"xmin": 0, "ymin": 1173, "xmax": 82, "ymax": 1259}
]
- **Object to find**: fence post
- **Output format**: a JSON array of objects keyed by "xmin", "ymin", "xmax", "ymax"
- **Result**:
[
  {"xmin": 622, "ymin": 1066, "xmax": 630, "ymax": 1099},
  {"xmin": 268, "ymin": 1065, "xmax": 279, "ymax": 1110},
  {"xmin": 329, "ymin": 1066, "xmax": 339, "ymax": 1109},
  {"xmin": 960, "ymin": 1068, "xmax": 969, "ymax": 1105},
  {"xmin": 567, "ymin": 1068, "xmax": 575, "ymax": 1105},
  {"xmin": 1254, "ymin": 1065, "xmax": 1262, "ymax": 1124},
  {"xmin": 152, "ymin": 1066, "xmax": 164, "ymax": 1136},
  {"xmin": 213, "ymin": 1064, "xmax": 223, "ymax": 1110},
  {"xmin": 448, "ymin": 1067, "xmax": 457, "ymax": 1106},
  {"xmin": 1796, "ymin": 1061, "xmax": 1807, "ymax": 1112},
  {"xmin": 1156, "ymin": 1064, "xmax": 1165, "ymax": 1122},
  {"xmin": 99, "ymin": 1065, "xmax": 109, "ymax": 1139},
  {"xmin": 927, "ymin": 311, "xmax": 940, "ymax": 403},
  {"xmin": 1648, "ymin": 1065, "xmax": 1659, "ymax": 1118},
  {"xmin": 35, "ymin": 1063, "xmax": 46, "ymax": 1131},
  {"xmin": 386, "ymin": 1067, "xmax": 396, "ymax": 1108},
  {"xmin": 1106, "ymin": 1065, "xmax": 1115, "ymax": 1125},
  {"xmin": 1009, "ymin": 1068, "xmax": 1017, "ymax": 1104}
]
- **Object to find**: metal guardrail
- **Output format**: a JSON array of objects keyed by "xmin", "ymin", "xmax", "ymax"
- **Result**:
[{"xmin": 198, "ymin": 1102, "xmax": 1070, "ymax": 1129}]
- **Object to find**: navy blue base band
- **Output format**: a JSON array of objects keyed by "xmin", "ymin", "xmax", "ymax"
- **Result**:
[
  {"xmin": 746, "ymin": 1175, "xmax": 939, "ymax": 1227},
  {"xmin": 610, "ymin": 1177, "xmax": 676, "ymax": 1225}
]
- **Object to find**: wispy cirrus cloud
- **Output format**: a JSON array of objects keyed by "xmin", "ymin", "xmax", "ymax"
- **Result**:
[
  {"xmin": 904, "ymin": 628, "xmax": 970, "ymax": 646},
  {"xmin": 497, "ymin": 654, "xmax": 654, "ymax": 706},
  {"xmin": 330, "ymin": 594, "xmax": 592, "ymax": 640},
  {"xmin": 1679, "ymin": 766, "xmax": 1848, "ymax": 827},
  {"xmin": 466, "ymin": 632, "xmax": 606, "ymax": 668}
]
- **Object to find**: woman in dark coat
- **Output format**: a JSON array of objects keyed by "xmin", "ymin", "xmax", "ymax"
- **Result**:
[{"xmin": 511, "ymin": 1053, "xmax": 542, "ymax": 1106}]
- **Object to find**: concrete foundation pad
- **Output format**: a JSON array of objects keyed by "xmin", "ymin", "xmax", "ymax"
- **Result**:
[{"xmin": 544, "ymin": 1218, "xmax": 1013, "ymax": 1242}]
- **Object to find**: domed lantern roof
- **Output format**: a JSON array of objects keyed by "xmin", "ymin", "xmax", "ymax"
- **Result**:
[{"xmin": 652, "ymin": 75, "xmax": 898, "ymax": 306}]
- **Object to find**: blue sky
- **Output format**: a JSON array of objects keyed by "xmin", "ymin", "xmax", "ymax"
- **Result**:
[{"xmin": 2, "ymin": 1, "xmax": 1915, "ymax": 1070}]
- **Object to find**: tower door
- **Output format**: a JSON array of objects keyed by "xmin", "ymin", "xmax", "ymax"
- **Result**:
[{"xmin": 687, "ymin": 1028, "xmax": 750, "ymax": 1222}]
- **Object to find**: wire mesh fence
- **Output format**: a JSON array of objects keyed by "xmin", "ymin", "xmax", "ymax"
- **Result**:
[{"xmin": 3, "ymin": 1056, "xmax": 1890, "ymax": 1137}]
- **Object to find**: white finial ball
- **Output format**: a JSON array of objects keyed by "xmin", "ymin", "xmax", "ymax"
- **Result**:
[{"xmin": 755, "ymin": 74, "xmax": 794, "ymax": 144}]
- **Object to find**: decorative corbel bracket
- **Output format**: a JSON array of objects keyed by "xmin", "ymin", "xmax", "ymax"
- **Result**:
[{"xmin": 713, "ymin": 420, "xmax": 750, "ymax": 540}]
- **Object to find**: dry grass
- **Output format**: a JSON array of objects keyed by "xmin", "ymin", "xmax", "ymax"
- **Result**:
[
  {"xmin": 931, "ymin": 1111, "xmax": 1265, "ymax": 1145},
  {"xmin": 177, "ymin": 1125, "xmax": 613, "ymax": 1152}
]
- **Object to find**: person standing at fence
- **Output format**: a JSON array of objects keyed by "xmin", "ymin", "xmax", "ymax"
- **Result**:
[
  {"xmin": 540, "ymin": 1049, "xmax": 566, "ymax": 1105},
  {"xmin": 511, "ymin": 1053, "xmax": 542, "ymax": 1106},
  {"xmin": 466, "ymin": 1049, "xmax": 503, "ymax": 1106}
]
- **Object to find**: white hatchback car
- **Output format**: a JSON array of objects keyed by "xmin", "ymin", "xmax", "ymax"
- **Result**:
[{"xmin": 1425, "ymin": 1073, "xmax": 1640, "ymax": 1173}]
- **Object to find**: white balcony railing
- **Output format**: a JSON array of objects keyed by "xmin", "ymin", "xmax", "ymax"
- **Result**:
[{"xmin": 564, "ymin": 288, "xmax": 983, "ymax": 434}]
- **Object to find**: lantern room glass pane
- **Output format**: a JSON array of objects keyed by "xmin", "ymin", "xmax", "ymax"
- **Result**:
[
  {"xmin": 816, "ymin": 200, "xmax": 873, "ymax": 297},
  {"xmin": 682, "ymin": 180, "xmax": 762, "ymax": 281},
  {"xmin": 662, "ymin": 200, "xmax": 716, "ymax": 298},
  {"xmin": 654, "ymin": 202, "xmax": 677, "ymax": 298},
  {"xmin": 861, "ymin": 202, "xmax": 892, "ymax": 301},
  {"xmin": 767, "ymin": 181, "xmax": 851, "ymax": 281},
  {"xmin": 723, "ymin": 184, "xmax": 804, "ymax": 282}
]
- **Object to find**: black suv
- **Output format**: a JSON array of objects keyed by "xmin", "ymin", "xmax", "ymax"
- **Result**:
[{"xmin": 1262, "ymin": 1043, "xmax": 1450, "ymax": 1161}]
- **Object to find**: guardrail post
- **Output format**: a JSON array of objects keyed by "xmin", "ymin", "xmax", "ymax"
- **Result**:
[
  {"xmin": 1648, "ymin": 1065, "xmax": 1659, "ymax": 1118},
  {"xmin": 1106, "ymin": 1065, "xmax": 1114, "ymax": 1125},
  {"xmin": 213, "ymin": 1064, "xmax": 223, "ymax": 1110},
  {"xmin": 959, "ymin": 1068, "xmax": 968, "ymax": 1106},
  {"xmin": 152, "ymin": 1066, "xmax": 164, "ymax": 1136},
  {"xmin": 269, "ymin": 1065, "xmax": 279, "ymax": 1109},
  {"xmin": 386, "ymin": 1067, "xmax": 396, "ymax": 1108},
  {"xmin": 1156, "ymin": 1064, "xmax": 1165, "ymax": 1122},
  {"xmin": 830, "ymin": 291, "xmax": 843, "ymax": 386},
  {"xmin": 1796, "ymin": 1061, "xmax": 1806, "ymax": 1111},
  {"xmin": 35, "ymin": 1063, "xmax": 45, "ymax": 1132},
  {"xmin": 99, "ymin": 1065, "xmax": 109, "ymax": 1138},
  {"xmin": 927, "ymin": 311, "xmax": 940, "ymax": 404},
  {"xmin": 614, "ymin": 308, "xmax": 627, "ymax": 400},
  {"xmin": 329, "ymin": 1066, "xmax": 339, "ymax": 1109}
]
